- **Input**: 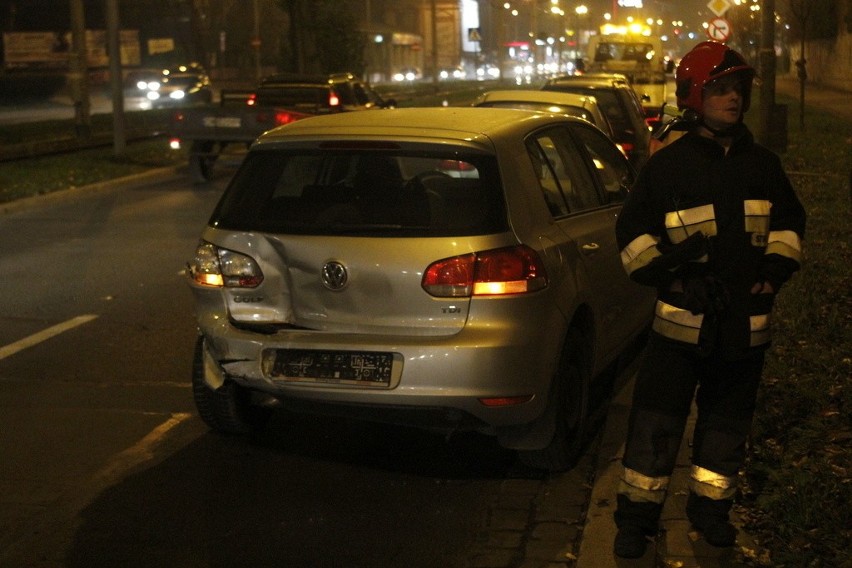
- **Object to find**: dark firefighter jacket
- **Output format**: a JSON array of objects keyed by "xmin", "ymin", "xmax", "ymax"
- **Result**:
[{"xmin": 616, "ymin": 125, "xmax": 806, "ymax": 360}]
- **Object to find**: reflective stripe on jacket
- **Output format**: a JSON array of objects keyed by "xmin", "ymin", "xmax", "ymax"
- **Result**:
[{"xmin": 616, "ymin": 126, "xmax": 806, "ymax": 357}]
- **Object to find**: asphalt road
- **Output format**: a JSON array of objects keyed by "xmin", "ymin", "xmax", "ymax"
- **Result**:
[{"xmin": 0, "ymin": 170, "xmax": 608, "ymax": 567}]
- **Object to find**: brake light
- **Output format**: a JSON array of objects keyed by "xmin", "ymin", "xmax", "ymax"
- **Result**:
[
  {"xmin": 421, "ymin": 245, "xmax": 548, "ymax": 298},
  {"xmin": 478, "ymin": 395, "xmax": 534, "ymax": 407},
  {"xmin": 275, "ymin": 111, "xmax": 299, "ymax": 125},
  {"xmin": 188, "ymin": 242, "xmax": 264, "ymax": 288},
  {"xmin": 169, "ymin": 138, "xmax": 181, "ymax": 150},
  {"xmin": 438, "ymin": 159, "xmax": 476, "ymax": 173},
  {"xmin": 246, "ymin": 93, "xmax": 257, "ymax": 106},
  {"xmin": 329, "ymin": 92, "xmax": 340, "ymax": 107}
]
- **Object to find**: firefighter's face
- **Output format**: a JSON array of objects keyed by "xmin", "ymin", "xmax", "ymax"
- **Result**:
[{"xmin": 702, "ymin": 74, "xmax": 744, "ymax": 131}]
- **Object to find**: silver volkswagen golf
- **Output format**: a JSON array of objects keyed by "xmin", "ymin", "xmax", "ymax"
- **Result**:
[{"xmin": 187, "ymin": 107, "xmax": 654, "ymax": 471}]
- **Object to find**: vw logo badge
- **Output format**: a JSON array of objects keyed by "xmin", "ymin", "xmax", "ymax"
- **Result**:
[{"xmin": 321, "ymin": 261, "xmax": 348, "ymax": 290}]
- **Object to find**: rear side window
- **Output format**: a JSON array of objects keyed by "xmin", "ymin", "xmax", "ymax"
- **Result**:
[
  {"xmin": 526, "ymin": 126, "xmax": 604, "ymax": 216},
  {"xmin": 210, "ymin": 149, "xmax": 507, "ymax": 237},
  {"xmin": 569, "ymin": 123, "xmax": 634, "ymax": 203}
]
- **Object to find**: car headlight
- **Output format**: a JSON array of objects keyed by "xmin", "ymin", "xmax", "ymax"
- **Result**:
[
  {"xmin": 169, "ymin": 90, "xmax": 186, "ymax": 100},
  {"xmin": 147, "ymin": 91, "xmax": 160, "ymax": 100}
]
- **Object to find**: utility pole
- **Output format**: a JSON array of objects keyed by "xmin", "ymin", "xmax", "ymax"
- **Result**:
[
  {"xmin": 431, "ymin": 0, "xmax": 439, "ymax": 89},
  {"xmin": 68, "ymin": 0, "xmax": 90, "ymax": 138},
  {"xmin": 106, "ymin": 0, "xmax": 126, "ymax": 157}
]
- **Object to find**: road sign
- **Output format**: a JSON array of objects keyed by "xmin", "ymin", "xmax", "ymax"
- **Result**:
[
  {"xmin": 468, "ymin": 28, "xmax": 482, "ymax": 42},
  {"xmin": 707, "ymin": 0, "xmax": 731, "ymax": 17},
  {"xmin": 706, "ymin": 17, "xmax": 732, "ymax": 42}
]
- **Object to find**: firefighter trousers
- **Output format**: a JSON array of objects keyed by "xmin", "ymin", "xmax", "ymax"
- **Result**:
[{"xmin": 615, "ymin": 336, "xmax": 765, "ymax": 530}]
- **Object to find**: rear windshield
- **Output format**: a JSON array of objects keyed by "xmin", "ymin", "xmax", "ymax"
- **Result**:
[
  {"xmin": 210, "ymin": 149, "xmax": 507, "ymax": 237},
  {"xmin": 255, "ymin": 86, "xmax": 336, "ymax": 109},
  {"xmin": 478, "ymin": 101, "xmax": 595, "ymax": 124},
  {"xmin": 594, "ymin": 42, "xmax": 656, "ymax": 63},
  {"xmin": 543, "ymin": 85, "xmax": 631, "ymax": 140}
]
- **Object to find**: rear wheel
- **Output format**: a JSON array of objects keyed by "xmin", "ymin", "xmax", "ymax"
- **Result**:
[
  {"xmin": 191, "ymin": 336, "xmax": 271, "ymax": 434},
  {"xmin": 188, "ymin": 141, "xmax": 218, "ymax": 183},
  {"xmin": 518, "ymin": 328, "xmax": 591, "ymax": 472}
]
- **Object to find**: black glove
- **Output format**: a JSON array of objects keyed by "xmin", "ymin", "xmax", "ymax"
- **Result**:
[
  {"xmin": 682, "ymin": 275, "xmax": 730, "ymax": 316},
  {"xmin": 648, "ymin": 232, "xmax": 709, "ymax": 272}
]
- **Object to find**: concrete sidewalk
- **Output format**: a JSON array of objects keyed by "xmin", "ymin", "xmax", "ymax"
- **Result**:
[
  {"xmin": 575, "ymin": 372, "xmax": 760, "ymax": 567},
  {"xmin": 774, "ymin": 75, "xmax": 852, "ymax": 123}
]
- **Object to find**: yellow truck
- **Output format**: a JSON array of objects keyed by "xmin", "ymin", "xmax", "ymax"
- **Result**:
[{"xmin": 586, "ymin": 31, "xmax": 668, "ymax": 119}]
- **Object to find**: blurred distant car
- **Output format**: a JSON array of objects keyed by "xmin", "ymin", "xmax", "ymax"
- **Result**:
[
  {"xmin": 542, "ymin": 74, "xmax": 651, "ymax": 169},
  {"xmin": 475, "ymin": 65, "xmax": 501, "ymax": 80},
  {"xmin": 472, "ymin": 89, "xmax": 616, "ymax": 141},
  {"xmin": 511, "ymin": 64, "xmax": 535, "ymax": 85},
  {"xmin": 439, "ymin": 66, "xmax": 467, "ymax": 80},
  {"xmin": 392, "ymin": 68, "xmax": 421, "ymax": 82},
  {"xmin": 149, "ymin": 63, "xmax": 212, "ymax": 108},
  {"xmin": 185, "ymin": 107, "xmax": 653, "ymax": 471},
  {"xmin": 123, "ymin": 68, "xmax": 163, "ymax": 110}
]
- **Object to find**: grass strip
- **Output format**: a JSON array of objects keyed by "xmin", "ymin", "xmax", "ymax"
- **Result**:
[{"xmin": 737, "ymin": 90, "xmax": 851, "ymax": 566}]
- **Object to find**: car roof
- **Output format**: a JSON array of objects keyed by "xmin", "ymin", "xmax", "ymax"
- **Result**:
[
  {"xmin": 546, "ymin": 74, "xmax": 630, "ymax": 88},
  {"xmin": 255, "ymin": 107, "xmax": 578, "ymax": 147},
  {"xmin": 260, "ymin": 72, "xmax": 357, "ymax": 86},
  {"xmin": 474, "ymin": 89, "xmax": 598, "ymax": 107}
]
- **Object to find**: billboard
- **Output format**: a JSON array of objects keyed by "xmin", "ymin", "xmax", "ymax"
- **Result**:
[{"xmin": 3, "ymin": 30, "xmax": 141, "ymax": 70}]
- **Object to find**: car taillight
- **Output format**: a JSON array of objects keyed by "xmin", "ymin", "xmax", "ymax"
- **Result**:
[
  {"xmin": 275, "ymin": 110, "xmax": 309, "ymax": 125},
  {"xmin": 329, "ymin": 92, "xmax": 340, "ymax": 107},
  {"xmin": 246, "ymin": 94, "xmax": 257, "ymax": 106},
  {"xmin": 189, "ymin": 242, "xmax": 264, "ymax": 288},
  {"xmin": 422, "ymin": 245, "xmax": 548, "ymax": 298},
  {"xmin": 617, "ymin": 142, "xmax": 633, "ymax": 157}
]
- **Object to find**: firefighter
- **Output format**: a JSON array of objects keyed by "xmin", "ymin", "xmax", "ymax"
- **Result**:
[{"xmin": 612, "ymin": 41, "xmax": 806, "ymax": 559}]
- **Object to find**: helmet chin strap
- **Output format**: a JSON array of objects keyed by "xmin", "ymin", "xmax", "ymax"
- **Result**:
[{"xmin": 698, "ymin": 117, "xmax": 744, "ymax": 138}]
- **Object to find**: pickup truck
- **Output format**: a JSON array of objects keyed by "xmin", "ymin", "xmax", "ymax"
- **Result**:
[{"xmin": 168, "ymin": 72, "xmax": 395, "ymax": 183}]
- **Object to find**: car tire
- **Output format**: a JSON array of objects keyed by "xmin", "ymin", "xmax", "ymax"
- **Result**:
[
  {"xmin": 191, "ymin": 336, "xmax": 271, "ymax": 435},
  {"xmin": 518, "ymin": 328, "xmax": 591, "ymax": 472},
  {"xmin": 188, "ymin": 141, "xmax": 218, "ymax": 184}
]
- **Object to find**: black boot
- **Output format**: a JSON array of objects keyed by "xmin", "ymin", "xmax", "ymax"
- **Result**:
[
  {"xmin": 614, "ymin": 525, "xmax": 650, "ymax": 559},
  {"xmin": 686, "ymin": 493, "xmax": 737, "ymax": 547},
  {"xmin": 614, "ymin": 495, "xmax": 661, "ymax": 559}
]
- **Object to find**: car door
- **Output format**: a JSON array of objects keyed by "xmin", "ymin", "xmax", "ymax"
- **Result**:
[
  {"xmin": 525, "ymin": 125, "xmax": 632, "ymax": 367},
  {"xmin": 568, "ymin": 121, "xmax": 656, "ymax": 345}
]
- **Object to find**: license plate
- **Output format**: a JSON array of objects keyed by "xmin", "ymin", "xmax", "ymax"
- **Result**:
[{"xmin": 271, "ymin": 349, "xmax": 393, "ymax": 386}]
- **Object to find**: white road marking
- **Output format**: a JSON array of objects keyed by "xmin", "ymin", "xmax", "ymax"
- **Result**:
[
  {"xmin": 0, "ymin": 314, "xmax": 98, "ymax": 361},
  {"xmin": 91, "ymin": 412, "xmax": 195, "ymax": 484}
]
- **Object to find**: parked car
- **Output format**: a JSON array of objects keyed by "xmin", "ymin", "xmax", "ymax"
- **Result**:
[
  {"xmin": 542, "ymin": 74, "xmax": 651, "ymax": 169},
  {"xmin": 472, "ymin": 89, "xmax": 616, "ymax": 141},
  {"xmin": 186, "ymin": 107, "xmax": 654, "ymax": 471},
  {"xmin": 149, "ymin": 63, "xmax": 212, "ymax": 108}
]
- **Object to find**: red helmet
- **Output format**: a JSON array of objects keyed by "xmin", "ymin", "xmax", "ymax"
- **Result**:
[{"xmin": 675, "ymin": 41, "xmax": 755, "ymax": 115}]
